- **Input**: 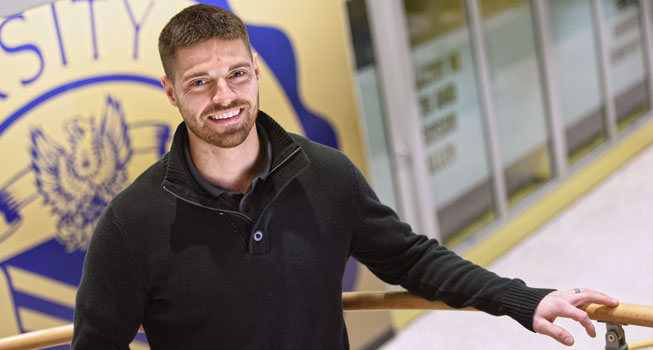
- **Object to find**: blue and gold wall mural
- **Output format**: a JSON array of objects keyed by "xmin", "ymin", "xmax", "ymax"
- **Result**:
[{"xmin": 0, "ymin": 0, "xmax": 390, "ymax": 349}]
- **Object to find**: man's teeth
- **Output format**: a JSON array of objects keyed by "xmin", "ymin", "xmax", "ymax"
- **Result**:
[{"xmin": 209, "ymin": 110, "xmax": 239, "ymax": 120}]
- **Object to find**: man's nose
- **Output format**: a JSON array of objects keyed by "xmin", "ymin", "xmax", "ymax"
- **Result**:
[{"xmin": 212, "ymin": 79, "xmax": 237, "ymax": 105}]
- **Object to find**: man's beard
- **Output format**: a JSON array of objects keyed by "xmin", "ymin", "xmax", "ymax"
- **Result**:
[{"xmin": 183, "ymin": 97, "xmax": 258, "ymax": 149}]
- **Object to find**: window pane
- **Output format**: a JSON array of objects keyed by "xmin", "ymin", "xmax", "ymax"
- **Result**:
[
  {"xmin": 549, "ymin": 0, "xmax": 606, "ymax": 162},
  {"xmin": 404, "ymin": 0, "xmax": 496, "ymax": 242},
  {"xmin": 347, "ymin": 0, "xmax": 400, "ymax": 212},
  {"xmin": 479, "ymin": 0, "xmax": 553, "ymax": 206},
  {"xmin": 603, "ymin": 0, "xmax": 651, "ymax": 129}
]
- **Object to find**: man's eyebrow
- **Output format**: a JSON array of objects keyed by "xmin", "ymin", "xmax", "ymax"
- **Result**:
[
  {"xmin": 181, "ymin": 71, "xmax": 208, "ymax": 82},
  {"xmin": 229, "ymin": 61, "xmax": 252, "ymax": 71}
]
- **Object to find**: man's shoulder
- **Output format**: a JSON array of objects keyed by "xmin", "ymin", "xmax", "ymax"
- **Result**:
[
  {"xmin": 286, "ymin": 133, "xmax": 364, "ymax": 186},
  {"xmin": 107, "ymin": 154, "xmax": 170, "ymax": 217},
  {"xmin": 289, "ymin": 133, "xmax": 351, "ymax": 164}
]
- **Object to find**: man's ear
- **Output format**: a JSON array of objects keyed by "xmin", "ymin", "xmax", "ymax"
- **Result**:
[
  {"xmin": 252, "ymin": 52, "xmax": 260, "ymax": 81},
  {"xmin": 161, "ymin": 76, "xmax": 178, "ymax": 107}
]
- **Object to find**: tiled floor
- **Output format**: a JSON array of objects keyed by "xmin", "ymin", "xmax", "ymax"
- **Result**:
[{"xmin": 380, "ymin": 145, "xmax": 653, "ymax": 350}]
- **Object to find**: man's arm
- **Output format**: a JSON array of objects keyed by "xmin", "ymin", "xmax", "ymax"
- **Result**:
[
  {"xmin": 347, "ymin": 163, "xmax": 617, "ymax": 345},
  {"xmin": 72, "ymin": 206, "xmax": 147, "ymax": 349},
  {"xmin": 348, "ymin": 163, "xmax": 549, "ymax": 324}
]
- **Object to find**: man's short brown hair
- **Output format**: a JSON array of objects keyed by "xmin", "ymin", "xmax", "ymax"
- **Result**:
[{"xmin": 158, "ymin": 4, "xmax": 251, "ymax": 79}]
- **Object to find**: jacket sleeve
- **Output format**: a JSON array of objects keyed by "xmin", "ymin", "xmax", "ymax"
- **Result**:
[
  {"xmin": 72, "ymin": 206, "xmax": 147, "ymax": 349},
  {"xmin": 348, "ymin": 164, "xmax": 554, "ymax": 331}
]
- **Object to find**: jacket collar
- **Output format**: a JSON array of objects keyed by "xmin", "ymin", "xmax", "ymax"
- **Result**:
[{"xmin": 161, "ymin": 110, "xmax": 309, "ymax": 212}]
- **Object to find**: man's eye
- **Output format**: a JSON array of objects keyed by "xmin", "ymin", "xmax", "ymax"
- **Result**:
[
  {"xmin": 232, "ymin": 71, "xmax": 245, "ymax": 78},
  {"xmin": 192, "ymin": 80, "xmax": 206, "ymax": 86}
]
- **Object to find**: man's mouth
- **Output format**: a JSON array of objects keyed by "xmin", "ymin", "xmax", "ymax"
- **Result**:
[{"xmin": 208, "ymin": 108, "xmax": 241, "ymax": 120}]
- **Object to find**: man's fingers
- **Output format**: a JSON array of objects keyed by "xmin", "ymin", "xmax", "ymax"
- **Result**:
[
  {"xmin": 534, "ymin": 318, "xmax": 574, "ymax": 346},
  {"xmin": 557, "ymin": 305, "xmax": 596, "ymax": 337},
  {"xmin": 571, "ymin": 288, "xmax": 619, "ymax": 307},
  {"xmin": 565, "ymin": 288, "xmax": 618, "ymax": 337}
]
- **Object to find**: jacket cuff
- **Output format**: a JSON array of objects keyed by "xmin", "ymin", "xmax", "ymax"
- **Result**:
[{"xmin": 501, "ymin": 280, "xmax": 555, "ymax": 331}]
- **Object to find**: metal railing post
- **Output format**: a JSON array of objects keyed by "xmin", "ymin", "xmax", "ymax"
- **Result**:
[
  {"xmin": 365, "ymin": 0, "xmax": 440, "ymax": 239},
  {"xmin": 464, "ymin": 0, "xmax": 508, "ymax": 217},
  {"xmin": 531, "ymin": 0, "xmax": 568, "ymax": 178}
]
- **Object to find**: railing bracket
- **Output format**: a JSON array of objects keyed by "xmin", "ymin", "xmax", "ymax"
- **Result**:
[{"xmin": 604, "ymin": 322, "xmax": 628, "ymax": 350}]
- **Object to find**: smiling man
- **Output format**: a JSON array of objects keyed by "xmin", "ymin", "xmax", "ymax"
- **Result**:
[{"xmin": 72, "ymin": 4, "xmax": 617, "ymax": 349}]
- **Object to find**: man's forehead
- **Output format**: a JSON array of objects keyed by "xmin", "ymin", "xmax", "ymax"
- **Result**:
[
  {"xmin": 176, "ymin": 38, "xmax": 251, "ymax": 59},
  {"xmin": 171, "ymin": 38, "xmax": 254, "ymax": 79}
]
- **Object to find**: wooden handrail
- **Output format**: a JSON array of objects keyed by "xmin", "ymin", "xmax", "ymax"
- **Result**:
[
  {"xmin": 342, "ymin": 291, "xmax": 475, "ymax": 311},
  {"xmin": 1, "ymin": 292, "xmax": 653, "ymax": 350},
  {"xmin": 0, "ymin": 325, "xmax": 72, "ymax": 350},
  {"xmin": 344, "ymin": 291, "xmax": 653, "ymax": 328},
  {"xmin": 580, "ymin": 302, "xmax": 653, "ymax": 328}
]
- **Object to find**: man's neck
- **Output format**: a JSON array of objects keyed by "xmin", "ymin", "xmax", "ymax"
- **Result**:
[{"xmin": 188, "ymin": 125, "xmax": 262, "ymax": 194}]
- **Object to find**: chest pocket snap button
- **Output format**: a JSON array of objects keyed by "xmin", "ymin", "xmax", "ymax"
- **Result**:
[{"xmin": 253, "ymin": 230, "xmax": 263, "ymax": 242}]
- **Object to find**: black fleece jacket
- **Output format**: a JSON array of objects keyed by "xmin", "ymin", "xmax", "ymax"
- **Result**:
[{"xmin": 72, "ymin": 111, "xmax": 554, "ymax": 349}]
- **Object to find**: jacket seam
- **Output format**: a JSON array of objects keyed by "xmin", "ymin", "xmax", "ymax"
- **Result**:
[{"xmin": 223, "ymin": 214, "xmax": 248, "ymax": 251}]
